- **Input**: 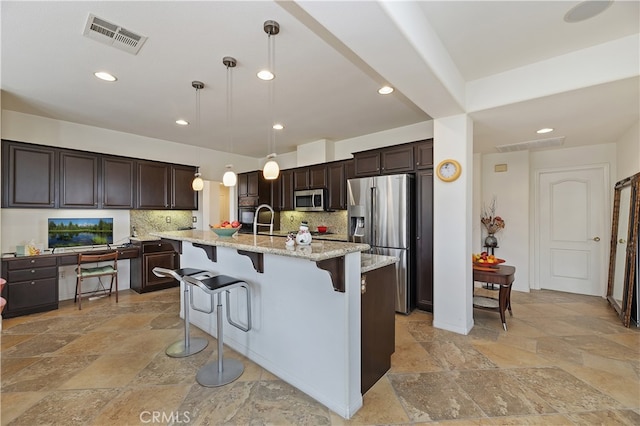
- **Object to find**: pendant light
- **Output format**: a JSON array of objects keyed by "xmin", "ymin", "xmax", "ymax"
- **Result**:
[
  {"xmin": 261, "ymin": 20, "xmax": 280, "ymax": 180},
  {"xmin": 222, "ymin": 56, "xmax": 238, "ymax": 187},
  {"xmin": 191, "ymin": 81, "xmax": 205, "ymax": 191},
  {"xmin": 192, "ymin": 167, "xmax": 204, "ymax": 191}
]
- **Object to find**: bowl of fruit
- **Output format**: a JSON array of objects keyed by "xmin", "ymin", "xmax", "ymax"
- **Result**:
[
  {"xmin": 472, "ymin": 252, "xmax": 505, "ymax": 268},
  {"xmin": 209, "ymin": 220, "xmax": 241, "ymax": 237}
]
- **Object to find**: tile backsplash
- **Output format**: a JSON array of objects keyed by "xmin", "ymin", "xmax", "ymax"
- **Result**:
[
  {"xmin": 279, "ymin": 210, "xmax": 348, "ymax": 235},
  {"xmin": 130, "ymin": 210, "xmax": 194, "ymax": 237}
]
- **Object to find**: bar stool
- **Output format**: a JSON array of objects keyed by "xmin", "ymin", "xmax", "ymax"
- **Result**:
[
  {"xmin": 152, "ymin": 267, "xmax": 216, "ymax": 358},
  {"xmin": 182, "ymin": 274, "xmax": 252, "ymax": 387}
]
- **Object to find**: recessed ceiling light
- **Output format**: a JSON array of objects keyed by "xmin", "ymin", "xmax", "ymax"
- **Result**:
[
  {"xmin": 536, "ymin": 128, "xmax": 554, "ymax": 134},
  {"xmin": 273, "ymin": 123, "xmax": 284, "ymax": 130},
  {"xmin": 257, "ymin": 70, "xmax": 274, "ymax": 81},
  {"xmin": 378, "ymin": 86, "xmax": 394, "ymax": 95},
  {"xmin": 94, "ymin": 71, "xmax": 117, "ymax": 82},
  {"xmin": 564, "ymin": 0, "xmax": 612, "ymax": 23},
  {"xmin": 176, "ymin": 119, "xmax": 189, "ymax": 126}
]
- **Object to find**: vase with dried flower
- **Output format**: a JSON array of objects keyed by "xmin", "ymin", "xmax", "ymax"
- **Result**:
[{"xmin": 481, "ymin": 198, "xmax": 505, "ymax": 248}]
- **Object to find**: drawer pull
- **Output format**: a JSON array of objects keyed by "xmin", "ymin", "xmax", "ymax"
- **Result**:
[
  {"xmin": 30, "ymin": 259, "xmax": 36, "ymax": 264},
  {"xmin": 31, "ymin": 269, "xmax": 36, "ymax": 274},
  {"xmin": 31, "ymin": 281, "xmax": 36, "ymax": 285}
]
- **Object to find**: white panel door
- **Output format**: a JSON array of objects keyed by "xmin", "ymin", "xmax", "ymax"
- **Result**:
[{"xmin": 538, "ymin": 167, "xmax": 607, "ymax": 296}]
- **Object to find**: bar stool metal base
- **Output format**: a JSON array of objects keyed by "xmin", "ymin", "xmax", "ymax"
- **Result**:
[
  {"xmin": 196, "ymin": 358, "xmax": 244, "ymax": 387},
  {"xmin": 165, "ymin": 337, "xmax": 208, "ymax": 358}
]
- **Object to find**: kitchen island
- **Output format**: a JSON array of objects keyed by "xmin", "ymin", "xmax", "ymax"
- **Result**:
[{"xmin": 150, "ymin": 230, "xmax": 381, "ymax": 419}]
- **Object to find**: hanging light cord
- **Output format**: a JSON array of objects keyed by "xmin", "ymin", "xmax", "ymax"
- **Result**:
[
  {"xmin": 268, "ymin": 33, "xmax": 276, "ymax": 156},
  {"xmin": 227, "ymin": 62, "xmax": 233, "ymax": 152}
]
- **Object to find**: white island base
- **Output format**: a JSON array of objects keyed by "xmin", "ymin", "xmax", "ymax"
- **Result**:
[{"xmin": 177, "ymin": 240, "xmax": 363, "ymax": 419}]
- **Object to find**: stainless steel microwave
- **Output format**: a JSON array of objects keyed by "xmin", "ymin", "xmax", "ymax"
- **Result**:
[{"xmin": 294, "ymin": 189, "xmax": 325, "ymax": 211}]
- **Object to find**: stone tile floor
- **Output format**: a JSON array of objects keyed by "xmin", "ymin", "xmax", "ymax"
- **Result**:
[{"xmin": 1, "ymin": 287, "xmax": 639, "ymax": 425}]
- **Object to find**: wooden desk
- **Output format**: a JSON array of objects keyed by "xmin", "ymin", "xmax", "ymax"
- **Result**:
[
  {"xmin": 1, "ymin": 246, "xmax": 139, "ymax": 318},
  {"xmin": 473, "ymin": 265, "xmax": 515, "ymax": 331}
]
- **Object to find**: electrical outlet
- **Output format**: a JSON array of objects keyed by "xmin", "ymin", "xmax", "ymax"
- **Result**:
[
  {"xmin": 59, "ymin": 270, "xmax": 65, "ymax": 279},
  {"xmin": 166, "ymin": 216, "xmax": 171, "ymax": 223},
  {"xmin": 192, "ymin": 216, "xmax": 197, "ymax": 223}
]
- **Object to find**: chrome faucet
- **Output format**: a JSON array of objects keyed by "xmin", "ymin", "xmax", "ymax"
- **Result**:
[{"xmin": 253, "ymin": 204, "xmax": 274, "ymax": 236}]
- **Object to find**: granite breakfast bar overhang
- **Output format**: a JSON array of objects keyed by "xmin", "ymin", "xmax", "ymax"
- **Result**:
[{"xmin": 150, "ymin": 230, "xmax": 372, "ymax": 419}]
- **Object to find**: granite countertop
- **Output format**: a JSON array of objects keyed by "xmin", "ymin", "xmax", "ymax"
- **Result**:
[
  {"xmin": 150, "ymin": 229, "xmax": 369, "ymax": 262},
  {"xmin": 260, "ymin": 230, "xmax": 349, "ymax": 242},
  {"xmin": 129, "ymin": 235, "xmax": 161, "ymax": 242},
  {"xmin": 360, "ymin": 253, "xmax": 399, "ymax": 273}
]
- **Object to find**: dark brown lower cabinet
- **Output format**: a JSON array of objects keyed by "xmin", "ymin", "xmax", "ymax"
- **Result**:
[
  {"xmin": 1, "ymin": 256, "xmax": 59, "ymax": 318},
  {"xmin": 416, "ymin": 169, "xmax": 434, "ymax": 312},
  {"xmin": 361, "ymin": 263, "xmax": 395, "ymax": 394},
  {"xmin": 130, "ymin": 241, "xmax": 180, "ymax": 293}
]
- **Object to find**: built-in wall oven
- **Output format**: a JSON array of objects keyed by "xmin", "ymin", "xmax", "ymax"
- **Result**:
[{"xmin": 238, "ymin": 207, "xmax": 256, "ymax": 230}]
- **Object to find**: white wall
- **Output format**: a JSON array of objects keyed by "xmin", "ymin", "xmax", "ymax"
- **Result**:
[
  {"xmin": 334, "ymin": 121, "xmax": 433, "ymax": 160},
  {"xmin": 615, "ymin": 121, "xmax": 640, "ymax": 181},
  {"xmin": 1, "ymin": 110, "xmax": 260, "ymax": 180},
  {"xmin": 480, "ymin": 151, "xmax": 530, "ymax": 292}
]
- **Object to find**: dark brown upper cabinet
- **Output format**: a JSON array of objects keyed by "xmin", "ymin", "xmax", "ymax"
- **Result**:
[
  {"xmin": 59, "ymin": 150, "xmax": 99, "ymax": 208},
  {"xmin": 309, "ymin": 165, "xmax": 328, "ymax": 189},
  {"xmin": 136, "ymin": 161, "xmax": 197, "ymax": 210},
  {"xmin": 327, "ymin": 161, "xmax": 347, "ymax": 210},
  {"xmin": 102, "ymin": 156, "xmax": 135, "ymax": 209},
  {"xmin": 278, "ymin": 170, "xmax": 294, "ymax": 211},
  {"xmin": 415, "ymin": 139, "xmax": 434, "ymax": 169},
  {"xmin": 237, "ymin": 171, "xmax": 272, "ymax": 209},
  {"xmin": 293, "ymin": 165, "xmax": 328, "ymax": 191},
  {"xmin": 380, "ymin": 144, "xmax": 415, "ymax": 174},
  {"xmin": 136, "ymin": 161, "xmax": 170, "ymax": 209},
  {"xmin": 2, "ymin": 139, "xmax": 197, "ymax": 211},
  {"xmin": 171, "ymin": 165, "xmax": 198, "ymax": 210},
  {"xmin": 238, "ymin": 171, "xmax": 261, "ymax": 198},
  {"xmin": 353, "ymin": 140, "xmax": 433, "ymax": 177},
  {"xmin": 2, "ymin": 140, "xmax": 56, "ymax": 208},
  {"xmin": 354, "ymin": 151, "xmax": 381, "ymax": 177},
  {"xmin": 293, "ymin": 168, "xmax": 310, "ymax": 191}
]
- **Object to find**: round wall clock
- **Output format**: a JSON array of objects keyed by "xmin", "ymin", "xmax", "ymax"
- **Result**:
[{"xmin": 436, "ymin": 159, "xmax": 462, "ymax": 182}]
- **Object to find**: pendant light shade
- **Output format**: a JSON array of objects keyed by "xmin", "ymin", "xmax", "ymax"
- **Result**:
[
  {"xmin": 263, "ymin": 154, "xmax": 280, "ymax": 180},
  {"xmin": 222, "ymin": 164, "xmax": 237, "ymax": 187},
  {"xmin": 192, "ymin": 168, "xmax": 204, "ymax": 191}
]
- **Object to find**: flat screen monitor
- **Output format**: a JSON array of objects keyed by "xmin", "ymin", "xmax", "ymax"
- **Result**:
[{"xmin": 48, "ymin": 218, "xmax": 113, "ymax": 249}]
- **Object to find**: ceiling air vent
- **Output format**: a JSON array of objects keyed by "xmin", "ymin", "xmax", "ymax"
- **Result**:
[
  {"xmin": 496, "ymin": 136, "xmax": 565, "ymax": 153},
  {"xmin": 83, "ymin": 14, "xmax": 147, "ymax": 55}
]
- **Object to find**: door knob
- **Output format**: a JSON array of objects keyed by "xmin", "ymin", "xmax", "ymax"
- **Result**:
[
  {"xmin": 592, "ymin": 236, "xmax": 600, "ymax": 242},
  {"xmin": 619, "ymin": 238, "xmax": 627, "ymax": 244}
]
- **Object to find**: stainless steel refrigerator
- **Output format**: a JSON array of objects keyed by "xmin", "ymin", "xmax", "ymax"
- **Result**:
[{"xmin": 347, "ymin": 174, "xmax": 415, "ymax": 314}]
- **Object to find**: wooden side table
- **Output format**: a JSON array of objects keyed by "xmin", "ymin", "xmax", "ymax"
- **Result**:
[{"xmin": 473, "ymin": 265, "xmax": 515, "ymax": 331}]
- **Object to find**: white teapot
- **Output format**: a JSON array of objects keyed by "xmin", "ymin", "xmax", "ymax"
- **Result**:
[{"xmin": 295, "ymin": 221, "xmax": 312, "ymax": 245}]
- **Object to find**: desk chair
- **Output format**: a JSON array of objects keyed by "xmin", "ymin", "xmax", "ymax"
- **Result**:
[{"xmin": 75, "ymin": 251, "xmax": 118, "ymax": 310}]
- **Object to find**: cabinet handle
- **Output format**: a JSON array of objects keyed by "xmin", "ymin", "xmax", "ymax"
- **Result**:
[
  {"xmin": 31, "ymin": 269, "xmax": 36, "ymax": 274},
  {"xmin": 31, "ymin": 281, "xmax": 35, "ymax": 285},
  {"xmin": 30, "ymin": 259, "xmax": 36, "ymax": 264},
  {"xmin": 360, "ymin": 275, "xmax": 367, "ymax": 294}
]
